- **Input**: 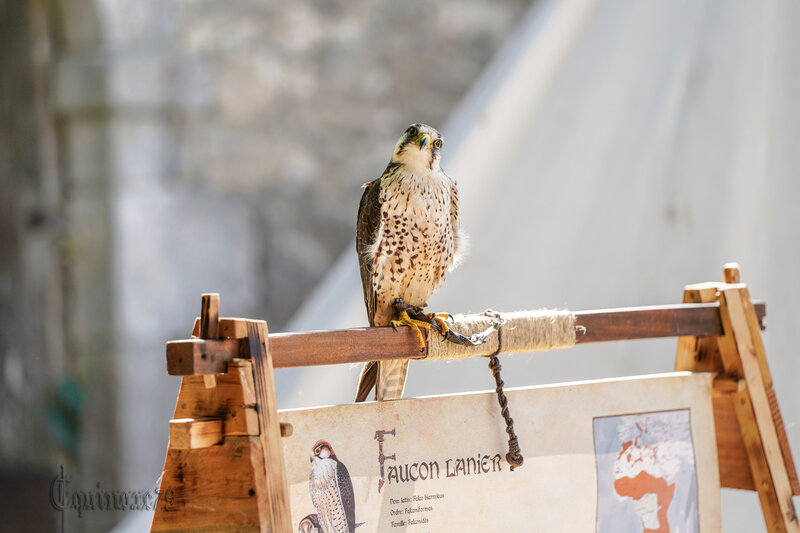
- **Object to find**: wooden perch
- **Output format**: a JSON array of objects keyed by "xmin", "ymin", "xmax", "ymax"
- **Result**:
[{"xmin": 166, "ymin": 301, "xmax": 766, "ymax": 374}]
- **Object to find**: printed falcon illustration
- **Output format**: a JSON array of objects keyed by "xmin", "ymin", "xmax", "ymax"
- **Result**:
[
  {"xmin": 297, "ymin": 513, "xmax": 321, "ymax": 533},
  {"xmin": 309, "ymin": 440, "xmax": 356, "ymax": 533},
  {"xmin": 355, "ymin": 123, "xmax": 465, "ymax": 402}
]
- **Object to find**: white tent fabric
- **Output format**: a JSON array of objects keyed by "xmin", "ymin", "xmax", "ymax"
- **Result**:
[{"xmin": 276, "ymin": 0, "xmax": 800, "ymax": 531}]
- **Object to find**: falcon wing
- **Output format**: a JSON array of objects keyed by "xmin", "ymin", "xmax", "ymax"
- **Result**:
[
  {"xmin": 356, "ymin": 176, "xmax": 383, "ymax": 327},
  {"xmin": 448, "ymin": 175, "xmax": 466, "ymax": 265},
  {"xmin": 355, "ymin": 178, "xmax": 384, "ymax": 403},
  {"xmin": 335, "ymin": 460, "xmax": 356, "ymax": 532}
]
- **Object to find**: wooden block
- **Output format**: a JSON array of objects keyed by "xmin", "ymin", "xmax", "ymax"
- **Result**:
[
  {"xmin": 220, "ymin": 359, "xmax": 257, "ymax": 404},
  {"xmin": 724, "ymin": 263, "xmax": 742, "ymax": 283},
  {"xmin": 226, "ymin": 406, "xmax": 260, "ymax": 437},
  {"xmin": 683, "ymin": 281, "xmax": 723, "ymax": 300},
  {"xmin": 169, "ymin": 418, "xmax": 223, "ymax": 449},
  {"xmin": 174, "ymin": 360, "xmax": 261, "ymax": 438},
  {"xmin": 219, "ymin": 317, "xmax": 252, "ymax": 339},
  {"xmin": 676, "ymin": 336, "xmax": 723, "ymax": 373},
  {"xmin": 192, "ymin": 316, "xmax": 276, "ymax": 342},
  {"xmin": 221, "ymin": 359, "xmax": 260, "ymax": 437},
  {"xmin": 713, "ymin": 379, "xmax": 755, "ymax": 491},
  {"xmin": 247, "ymin": 320, "xmax": 292, "ymax": 533},
  {"xmin": 675, "ymin": 284, "xmax": 724, "ymax": 373},
  {"xmin": 173, "ymin": 375, "xmax": 223, "ymax": 419},
  {"xmin": 151, "ymin": 436, "xmax": 269, "ymax": 532},
  {"xmin": 280, "ymin": 423, "xmax": 292, "ymax": 438},
  {"xmin": 166, "ymin": 338, "xmax": 249, "ymax": 375},
  {"xmin": 200, "ymin": 293, "xmax": 220, "ymax": 339}
]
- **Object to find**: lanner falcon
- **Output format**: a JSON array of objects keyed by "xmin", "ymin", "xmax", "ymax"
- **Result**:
[
  {"xmin": 309, "ymin": 440, "xmax": 355, "ymax": 533},
  {"xmin": 354, "ymin": 123, "xmax": 465, "ymax": 402}
]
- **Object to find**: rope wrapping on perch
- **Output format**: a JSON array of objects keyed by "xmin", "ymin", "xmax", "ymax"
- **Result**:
[
  {"xmin": 426, "ymin": 309, "xmax": 577, "ymax": 361},
  {"xmin": 423, "ymin": 308, "xmax": 577, "ymax": 471}
]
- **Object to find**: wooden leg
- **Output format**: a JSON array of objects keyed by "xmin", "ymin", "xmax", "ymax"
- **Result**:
[
  {"xmin": 248, "ymin": 320, "xmax": 292, "ymax": 533},
  {"xmin": 718, "ymin": 286, "xmax": 799, "ymax": 532}
]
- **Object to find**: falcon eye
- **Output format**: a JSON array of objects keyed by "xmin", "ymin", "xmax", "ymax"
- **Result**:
[
  {"xmin": 407, "ymin": 126, "xmax": 418, "ymax": 137},
  {"xmin": 433, "ymin": 139, "xmax": 443, "ymax": 149}
]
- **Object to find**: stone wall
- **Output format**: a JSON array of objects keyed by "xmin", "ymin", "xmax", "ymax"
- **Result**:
[{"xmin": 165, "ymin": 1, "xmax": 530, "ymax": 325}]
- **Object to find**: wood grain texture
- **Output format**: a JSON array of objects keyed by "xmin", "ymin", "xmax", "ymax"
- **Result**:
[
  {"xmin": 172, "ymin": 360, "xmax": 259, "ymax": 437},
  {"xmin": 574, "ymin": 302, "xmax": 763, "ymax": 342},
  {"xmin": 168, "ymin": 418, "xmax": 223, "ymax": 449},
  {"xmin": 769, "ymin": 387, "xmax": 800, "ymax": 495},
  {"xmin": 724, "ymin": 263, "xmax": 742, "ymax": 284},
  {"xmin": 734, "ymin": 381, "xmax": 789, "ymax": 533},
  {"xmin": 153, "ymin": 322, "xmax": 271, "ymax": 531},
  {"xmin": 151, "ymin": 436, "xmax": 268, "ymax": 532},
  {"xmin": 712, "ymin": 380, "xmax": 800, "ymax": 495},
  {"xmin": 200, "ymin": 293, "xmax": 220, "ymax": 340},
  {"xmin": 713, "ymin": 380, "xmax": 755, "ymax": 491},
  {"xmin": 675, "ymin": 285, "xmax": 724, "ymax": 373},
  {"xmin": 166, "ymin": 302, "xmax": 766, "ymax": 374},
  {"xmin": 247, "ymin": 320, "xmax": 292, "ymax": 533},
  {"xmin": 720, "ymin": 287, "xmax": 799, "ymax": 532},
  {"xmin": 200, "ymin": 294, "xmax": 220, "ymax": 388},
  {"xmin": 167, "ymin": 338, "xmax": 249, "ymax": 375}
]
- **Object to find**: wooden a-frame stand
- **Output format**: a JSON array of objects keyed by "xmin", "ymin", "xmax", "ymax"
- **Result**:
[{"xmin": 151, "ymin": 264, "xmax": 800, "ymax": 532}]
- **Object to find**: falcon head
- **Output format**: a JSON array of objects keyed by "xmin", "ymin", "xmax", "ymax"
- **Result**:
[
  {"xmin": 391, "ymin": 123, "xmax": 444, "ymax": 172},
  {"xmin": 310, "ymin": 440, "xmax": 335, "ymax": 463}
]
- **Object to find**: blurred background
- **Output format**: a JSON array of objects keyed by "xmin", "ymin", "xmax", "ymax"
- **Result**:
[{"xmin": 1, "ymin": 0, "xmax": 798, "ymax": 531}]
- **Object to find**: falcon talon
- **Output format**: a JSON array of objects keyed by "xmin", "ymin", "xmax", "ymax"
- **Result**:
[
  {"xmin": 391, "ymin": 310, "xmax": 433, "ymax": 350},
  {"xmin": 427, "ymin": 313, "xmax": 452, "ymax": 337}
]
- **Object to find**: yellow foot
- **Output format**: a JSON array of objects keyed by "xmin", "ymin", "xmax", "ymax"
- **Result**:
[
  {"xmin": 391, "ymin": 311, "xmax": 431, "ymax": 351},
  {"xmin": 427, "ymin": 312, "xmax": 452, "ymax": 336}
]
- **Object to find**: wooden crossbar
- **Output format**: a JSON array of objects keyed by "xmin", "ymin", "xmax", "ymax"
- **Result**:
[{"xmin": 166, "ymin": 301, "xmax": 766, "ymax": 374}]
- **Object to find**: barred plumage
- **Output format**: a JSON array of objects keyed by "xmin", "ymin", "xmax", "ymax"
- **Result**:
[
  {"xmin": 355, "ymin": 123, "xmax": 464, "ymax": 402},
  {"xmin": 309, "ymin": 441, "xmax": 355, "ymax": 533}
]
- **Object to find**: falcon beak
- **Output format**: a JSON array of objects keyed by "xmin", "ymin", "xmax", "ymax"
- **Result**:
[
  {"xmin": 416, "ymin": 133, "xmax": 430, "ymax": 149},
  {"xmin": 309, "ymin": 454, "xmax": 314, "ymax": 463}
]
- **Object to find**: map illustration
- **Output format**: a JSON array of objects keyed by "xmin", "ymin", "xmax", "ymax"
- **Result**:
[{"xmin": 594, "ymin": 409, "xmax": 698, "ymax": 533}]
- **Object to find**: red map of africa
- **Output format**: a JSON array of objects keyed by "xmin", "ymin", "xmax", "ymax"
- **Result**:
[{"xmin": 614, "ymin": 440, "xmax": 676, "ymax": 533}]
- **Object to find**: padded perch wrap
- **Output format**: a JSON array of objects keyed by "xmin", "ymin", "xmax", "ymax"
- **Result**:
[{"xmin": 426, "ymin": 309, "xmax": 577, "ymax": 360}]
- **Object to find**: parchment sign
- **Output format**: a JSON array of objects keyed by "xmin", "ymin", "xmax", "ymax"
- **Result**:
[{"xmin": 279, "ymin": 372, "xmax": 721, "ymax": 532}]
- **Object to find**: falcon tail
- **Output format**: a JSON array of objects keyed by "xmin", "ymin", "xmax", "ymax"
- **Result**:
[
  {"xmin": 354, "ymin": 359, "xmax": 409, "ymax": 402},
  {"xmin": 354, "ymin": 362, "xmax": 377, "ymax": 403}
]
